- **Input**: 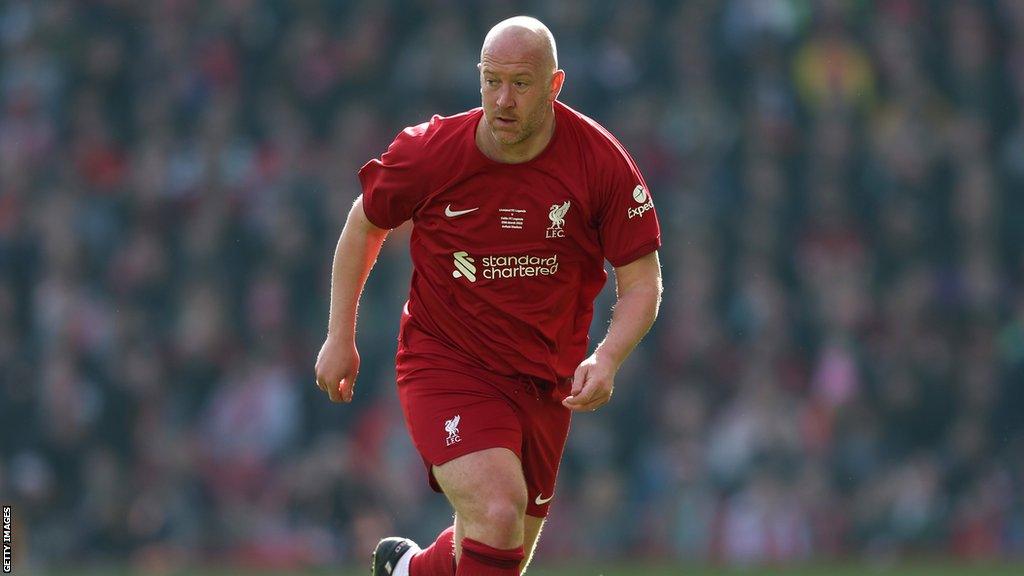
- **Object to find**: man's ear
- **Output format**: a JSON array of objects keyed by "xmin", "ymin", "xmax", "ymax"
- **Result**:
[{"xmin": 550, "ymin": 69, "xmax": 565, "ymax": 102}]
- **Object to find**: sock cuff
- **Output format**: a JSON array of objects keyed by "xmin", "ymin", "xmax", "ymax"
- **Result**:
[
  {"xmin": 460, "ymin": 537, "xmax": 524, "ymax": 569},
  {"xmin": 409, "ymin": 525, "xmax": 456, "ymax": 576}
]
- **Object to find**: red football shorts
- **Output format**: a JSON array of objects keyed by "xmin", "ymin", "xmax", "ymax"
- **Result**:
[{"xmin": 395, "ymin": 327, "xmax": 573, "ymax": 517}]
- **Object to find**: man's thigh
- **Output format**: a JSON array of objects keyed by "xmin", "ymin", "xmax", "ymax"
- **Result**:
[
  {"xmin": 433, "ymin": 447, "xmax": 527, "ymax": 511},
  {"xmin": 397, "ymin": 367, "xmax": 523, "ymax": 491},
  {"xmin": 396, "ymin": 364, "xmax": 572, "ymax": 517}
]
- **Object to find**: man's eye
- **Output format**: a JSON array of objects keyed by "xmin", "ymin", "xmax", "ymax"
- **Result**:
[
  {"xmin": 514, "ymin": 81, "xmax": 528, "ymax": 88},
  {"xmin": 485, "ymin": 79, "xmax": 499, "ymax": 86}
]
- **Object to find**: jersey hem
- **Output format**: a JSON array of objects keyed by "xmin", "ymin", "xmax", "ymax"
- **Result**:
[{"xmin": 607, "ymin": 239, "xmax": 661, "ymax": 268}]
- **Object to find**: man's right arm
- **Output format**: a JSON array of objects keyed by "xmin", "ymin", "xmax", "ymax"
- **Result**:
[{"xmin": 314, "ymin": 195, "xmax": 390, "ymax": 403}]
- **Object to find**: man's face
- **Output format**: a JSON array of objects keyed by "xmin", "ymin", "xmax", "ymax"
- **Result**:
[{"xmin": 479, "ymin": 59, "xmax": 553, "ymax": 147}]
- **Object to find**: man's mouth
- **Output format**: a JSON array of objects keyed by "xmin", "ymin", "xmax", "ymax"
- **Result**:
[{"xmin": 494, "ymin": 115, "xmax": 517, "ymax": 128}]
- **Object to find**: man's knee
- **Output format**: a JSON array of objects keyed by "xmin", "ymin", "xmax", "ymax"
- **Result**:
[
  {"xmin": 462, "ymin": 496, "xmax": 525, "ymax": 547},
  {"xmin": 456, "ymin": 483, "xmax": 527, "ymax": 546},
  {"xmin": 434, "ymin": 448, "xmax": 529, "ymax": 545},
  {"xmin": 461, "ymin": 485, "xmax": 526, "ymax": 524},
  {"xmin": 480, "ymin": 496, "xmax": 526, "ymax": 528}
]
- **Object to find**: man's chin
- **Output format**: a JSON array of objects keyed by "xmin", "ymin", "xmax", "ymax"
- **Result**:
[{"xmin": 490, "ymin": 128, "xmax": 524, "ymax": 146}]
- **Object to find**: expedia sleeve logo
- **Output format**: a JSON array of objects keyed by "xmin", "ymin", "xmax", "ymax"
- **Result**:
[
  {"xmin": 452, "ymin": 251, "xmax": 559, "ymax": 282},
  {"xmin": 627, "ymin": 185, "xmax": 654, "ymax": 219}
]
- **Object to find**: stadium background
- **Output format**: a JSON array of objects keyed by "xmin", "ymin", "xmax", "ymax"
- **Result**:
[{"xmin": 2, "ymin": 0, "xmax": 1024, "ymax": 574}]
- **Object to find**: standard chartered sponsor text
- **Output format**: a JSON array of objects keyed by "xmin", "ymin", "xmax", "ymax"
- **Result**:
[{"xmin": 480, "ymin": 254, "xmax": 559, "ymax": 280}]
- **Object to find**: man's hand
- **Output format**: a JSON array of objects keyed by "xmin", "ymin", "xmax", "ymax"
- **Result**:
[
  {"xmin": 314, "ymin": 335, "xmax": 360, "ymax": 403},
  {"xmin": 562, "ymin": 352, "xmax": 617, "ymax": 412}
]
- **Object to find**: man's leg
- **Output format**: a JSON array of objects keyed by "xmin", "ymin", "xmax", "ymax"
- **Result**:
[
  {"xmin": 520, "ymin": 515, "xmax": 545, "ymax": 573},
  {"xmin": 408, "ymin": 514, "xmax": 542, "ymax": 576},
  {"xmin": 452, "ymin": 513, "xmax": 544, "ymax": 573},
  {"xmin": 434, "ymin": 447, "xmax": 526, "ymax": 575}
]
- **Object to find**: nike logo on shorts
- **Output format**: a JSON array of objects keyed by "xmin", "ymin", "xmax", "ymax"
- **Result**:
[
  {"xmin": 534, "ymin": 494, "xmax": 553, "ymax": 505},
  {"xmin": 445, "ymin": 204, "xmax": 479, "ymax": 217}
]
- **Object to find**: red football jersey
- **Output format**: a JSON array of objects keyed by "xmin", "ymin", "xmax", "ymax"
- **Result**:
[{"xmin": 359, "ymin": 100, "xmax": 661, "ymax": 383}]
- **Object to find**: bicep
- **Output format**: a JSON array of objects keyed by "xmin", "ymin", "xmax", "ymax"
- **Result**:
[
  {"xmin": 353, "ymin": 196, "xmax": 387, "ymax": 233},
  {"xmin": 612, "ymin": 251, "xmax": 662, "ymax": 297}
]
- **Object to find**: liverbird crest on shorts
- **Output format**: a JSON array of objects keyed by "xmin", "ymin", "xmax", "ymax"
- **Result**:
[{"xmin": 445, "ymin": 414, "xmax": 461, "ymax": 446}]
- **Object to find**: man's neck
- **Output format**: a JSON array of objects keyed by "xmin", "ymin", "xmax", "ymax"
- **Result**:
[{"xmin": 476, "ymin": 111, "xmax": 556, "ymax": 164}]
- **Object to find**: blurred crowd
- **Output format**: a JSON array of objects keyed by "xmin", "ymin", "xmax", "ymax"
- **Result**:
[{"xmin": 2, "ymin": 0, "xmax": 1024, "ymax": 571}]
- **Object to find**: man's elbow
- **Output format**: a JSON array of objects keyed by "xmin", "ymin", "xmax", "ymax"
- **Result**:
[
  {"xmin": 648, "ymin": 278, "xmax": 663, "ymax": 319},
  {"xmin": 627, "ymin": 277, "xmax": 662, "ymax": 320}
]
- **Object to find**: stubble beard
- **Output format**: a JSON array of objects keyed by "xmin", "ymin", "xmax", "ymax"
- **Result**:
[{"xmin": 488, "ymin": 106, "xmax": 545, "ymax": 147}]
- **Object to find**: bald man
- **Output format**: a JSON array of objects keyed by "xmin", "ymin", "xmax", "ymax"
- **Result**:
[{"xmin": 315, "ymin": 16, "xmax": 662, "ymax": 576}]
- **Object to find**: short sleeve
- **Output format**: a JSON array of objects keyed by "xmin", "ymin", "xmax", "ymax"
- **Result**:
[
  {"xmin": 358, "ymin": 123, "xmax": 430, "ymax": 229},
  {"xmin": 596, "ymin": 146, "xmax": 662, "ymax": 267}
]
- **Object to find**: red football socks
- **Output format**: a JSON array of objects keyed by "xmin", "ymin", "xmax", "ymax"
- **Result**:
[
  {"xmin": 455, "ymin": 537, "xmax": 524, "ymax": 576},
  {"xmin": 410, "ymin": 525, "xmax": 456, "ymax": 576}
]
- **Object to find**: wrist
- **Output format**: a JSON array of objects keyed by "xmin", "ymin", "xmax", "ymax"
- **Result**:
[
  {"xmin": 326, "ymin": 329, "xmax": 355, "ymax": 344},
  {"xmin": 593, "ymin": 346, "xmax": 625, "ymax": 369}
]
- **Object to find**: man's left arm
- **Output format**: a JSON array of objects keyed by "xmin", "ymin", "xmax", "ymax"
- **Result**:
[{"xmin": 563, "ymin": 250, "xmax": 663, "ymax": 412}]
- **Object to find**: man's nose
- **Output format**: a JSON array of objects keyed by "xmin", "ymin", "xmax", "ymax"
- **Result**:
[{"xmin": 496, "ymin": 84, "xmax": 515, "ymax": 108}]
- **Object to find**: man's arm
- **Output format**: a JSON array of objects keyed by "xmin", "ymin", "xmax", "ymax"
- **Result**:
[
  {"xmin": 314, "ymin": 196, "xmax": 390, "ymax": 403},
  {"xmin": 562, "ymin": 250, "xmax": 662, "ymax": 412}
]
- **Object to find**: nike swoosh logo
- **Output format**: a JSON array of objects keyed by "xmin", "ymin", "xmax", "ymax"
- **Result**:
[
  {"xmin": 534, "ymin": 494, "xmax": 553, "ymax": 505},
  {"xmin": 445, "ymin": 204, "xmax": 479, "ymax": 217}
]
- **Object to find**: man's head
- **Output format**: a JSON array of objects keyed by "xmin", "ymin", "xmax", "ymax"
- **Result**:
[{"xmin": 478, "ymin": 16, "xmax": 564, "ymax": 149}]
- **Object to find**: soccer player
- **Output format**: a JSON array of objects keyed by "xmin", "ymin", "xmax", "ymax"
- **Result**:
[{"xmin": 314, "ymin": 16, "xmax": 662, "ymax": 576}]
